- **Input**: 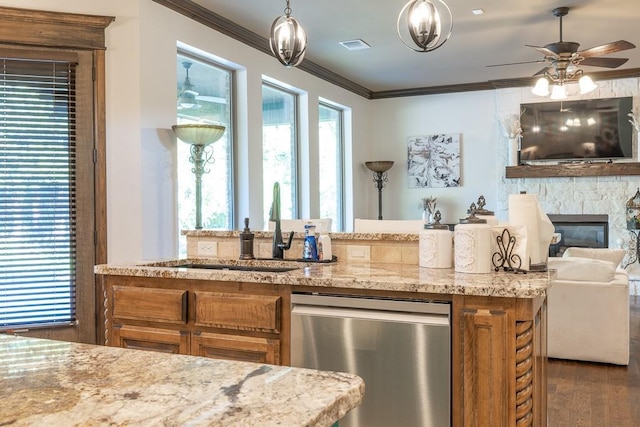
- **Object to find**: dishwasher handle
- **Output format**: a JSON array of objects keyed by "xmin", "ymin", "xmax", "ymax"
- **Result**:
[{"xmin": 292, "ymin": 304, "xmax": 450, "ymax": 327}]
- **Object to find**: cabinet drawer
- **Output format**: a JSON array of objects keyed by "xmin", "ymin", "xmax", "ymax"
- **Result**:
[
  {"xmin": 192, "ymin": 331, "xmax": 280, "ymax": 364},
  {"xmin": 113, "ymin": 324, "xmax": 189, "ymax": 354},
  {"xmin": 112, "ymin": 286, "xmax": 187, "ymax": 324},
  {"xmin": 193, "ymin": 291, "xmax": 281, "ymax": 333}
]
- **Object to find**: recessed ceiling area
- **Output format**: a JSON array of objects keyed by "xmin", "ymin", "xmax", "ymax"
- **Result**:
[{"xmin": 181, "ymin": 0, "xmax": 640, "ymax": 95}]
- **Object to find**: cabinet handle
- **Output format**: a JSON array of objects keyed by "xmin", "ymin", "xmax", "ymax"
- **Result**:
[{"xmin": 182, "ymin": 291, "xmax": 188, "ymax": 322}]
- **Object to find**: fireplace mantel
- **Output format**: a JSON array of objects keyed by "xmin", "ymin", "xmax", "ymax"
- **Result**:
[{"xmin": 506, "ymin": 162, "xmax": 640, "ymax": 178}]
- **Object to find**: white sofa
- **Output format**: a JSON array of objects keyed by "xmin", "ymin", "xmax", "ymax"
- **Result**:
[{"xmin": 547, "ymin": 248, "xmax": 629, "ymax": 365}]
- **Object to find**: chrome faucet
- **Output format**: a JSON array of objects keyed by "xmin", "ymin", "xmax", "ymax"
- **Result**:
[{"xmin": 269, "ymin": 182, "xmax": 294, "ymax": 259}]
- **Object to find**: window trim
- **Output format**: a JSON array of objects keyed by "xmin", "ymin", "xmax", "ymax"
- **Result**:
[{"xmin": 0, "ymin": 6, "xmax": 112, "ymax": 344}]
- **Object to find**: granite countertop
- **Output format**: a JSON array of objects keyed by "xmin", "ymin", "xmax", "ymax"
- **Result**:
[
  {"xmin": 95, "ymin": 258, "xmax": 550, "ymax": 298},
  {"xmin": 0, "ymin": 335, "xmax": 364, "ymax": 426}
]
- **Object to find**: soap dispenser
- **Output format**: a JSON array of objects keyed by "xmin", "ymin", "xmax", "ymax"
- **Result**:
[
  {"xmin": 303, "ymin": 223, "xmax": 319, "ymax": 260},
  {"xmin": 239, "ymin": 217, "xmax": 255, "ymax": 260}
]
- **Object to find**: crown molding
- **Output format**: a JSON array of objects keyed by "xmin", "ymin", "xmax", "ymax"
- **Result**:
[{"xmin": 154, "ymin": 0, "xmax": 640, "ymax": 100}]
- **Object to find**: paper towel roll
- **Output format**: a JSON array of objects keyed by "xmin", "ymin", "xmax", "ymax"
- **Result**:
[
  {"xmin": 491, "ymin": 225, "xmax": 530, "ymax": 271},
  {"xmin": 508, "ymin": 194, "xmax": 555, "ymax": 266},
  {"xmin": 420, "ymin": 229, "xmax": 453, "ymax": 268},
  {"xmin": 454, "ymin": 223, "xmax": 492, "ymax": 273}
]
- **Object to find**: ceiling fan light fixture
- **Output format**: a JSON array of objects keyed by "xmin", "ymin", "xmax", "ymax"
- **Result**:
[
  {"xmin": 269, "ymin": 0, "xmax": 307, "ymax": 67},
  {"xmin": 578, "ymin": 75, "xmax": 597, "ymax": 94},
  {"xmin": 397, "ymin": 0, "xmax": 453, "ymax": 53},
  {"xmin": 531, "ymin": 78, "xmax": 550, "ymax": 96},
  {"xmin": 550, "ymin": 84, "xmax": 567, "ymax": 100}
]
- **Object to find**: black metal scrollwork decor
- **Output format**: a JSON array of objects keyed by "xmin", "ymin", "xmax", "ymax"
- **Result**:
[{"xmin": 492, "ymin": 228, "xmax": 526, "ymax": 274}]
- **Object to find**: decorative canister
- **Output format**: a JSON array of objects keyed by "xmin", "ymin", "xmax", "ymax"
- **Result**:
[
  {"xmin": 626, "ymin": 188, "xmax": 640, "ymax": 230},
  {"xmin": 454, "ymin": 209, "xmax": 492, "ymax": 274},
  {"xmin": 419, "ymin": 211, "xmax": 452, "ymax": 268}
]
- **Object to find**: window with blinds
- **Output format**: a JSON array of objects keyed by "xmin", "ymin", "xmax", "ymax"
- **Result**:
[{"xmin": 0, "ymin": 55, "xmax": 78, "ymax": 328}]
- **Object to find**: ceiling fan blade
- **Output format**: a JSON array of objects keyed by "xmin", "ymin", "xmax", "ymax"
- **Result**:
[
  {"xmin": 532, "ymin": 66, "xmax": 551, "ymax": 76},
  {"xmin": 579, "ymin": 40, "xmax": 636, "ymax": 58},
  {"xmin": 580, "ymin": 57, "xmax": 629, "ymax": 68},
  {"xmin": 525, "ymin": 45, "xmax": 559, "ymax": 58},
  {"xmin": 486, "ymin": 59, "xmax": 545, "ymax": 68}
]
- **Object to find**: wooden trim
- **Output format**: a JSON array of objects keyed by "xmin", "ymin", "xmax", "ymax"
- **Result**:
[
  {"xmin": 506, "ymin": 162, "xmax": 640, "ymax": 178},
  {"xmin": 0, "ymin": 6, "xmax": 114, "ymax": 50}
]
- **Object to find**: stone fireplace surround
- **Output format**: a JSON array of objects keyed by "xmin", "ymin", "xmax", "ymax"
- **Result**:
[{"xmin": 494, "ymin": 78, "xmax": 640, "ymax": 295}]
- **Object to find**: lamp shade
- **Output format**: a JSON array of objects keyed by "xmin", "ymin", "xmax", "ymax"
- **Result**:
[
  {"xmin": 172, "ymin": 124, "xmax": 226, "ymax": 146},
  {"xmin": 365, "ymin": 161, "xmax": 394, "ymax": 173},
  {"xmin": 531, "ymin": 78, "xmax": 550, "ymax": 96},
  {"xmin": 579, "ymin": 75, "xmax": 597, "ymax": 94},
  {"xmin": 549, "ymin": 84, "xmax": 567, "ymax": 100}
]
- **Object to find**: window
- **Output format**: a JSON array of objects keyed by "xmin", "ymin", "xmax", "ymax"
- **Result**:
[
  {"xmin": 0, "ymin": 53, "xmax": 80, "ymax": 328},
  {"xmin": 176, "ymin": 52, "xmax": 233, "ymax": 252},
  {"xmin": 318, "ymin": 102, "xmax": 344, "ymax": 231},
  {"xmin": 262, "ymin": 83, "xmax": 298, "ymax": 222}
]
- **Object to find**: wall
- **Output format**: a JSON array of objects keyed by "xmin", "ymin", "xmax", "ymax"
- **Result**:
[
  {"xmin": 6, "ymin": 0, "xmax": 372, "ymax": 262},
  {"xmin": 368, "ymin": 90, "xmax": 500, "ymax": 225}
]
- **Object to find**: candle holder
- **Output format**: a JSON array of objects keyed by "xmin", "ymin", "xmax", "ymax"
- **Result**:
[
  {"xmin": 172, "ymin": 124, "xmax": 226, "ymax": 229},
  {"xmin": 365, "ymin": 161, "xmax": 394, "ymax": 220}
]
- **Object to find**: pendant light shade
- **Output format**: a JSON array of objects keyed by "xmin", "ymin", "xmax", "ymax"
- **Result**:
[
  {"xmin": 531, "ymin": 78, "xmax": 550, "ymax": 97},
  {"xmin": 270, "ymin": 0, "xmax": 307, "ymax": 67},
  {"xmin": 397, "ymin": 0, "xmax": 453, "ymax": 52},
  {"xmin": 578, "ymin": 75, "xmax": 597, "ymax": 94},
  {"xmin": 549, "ymin": 84, "xmax": 567, "ymax": 100}
]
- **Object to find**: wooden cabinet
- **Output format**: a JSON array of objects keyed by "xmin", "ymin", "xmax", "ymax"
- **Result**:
[
  {"xmin": 102, "ymin": 276, "xmax": 289, "ymax": 365},
  {"xmin": 452, "ymin": 295, "xmax": 547, "ymax": 427}
]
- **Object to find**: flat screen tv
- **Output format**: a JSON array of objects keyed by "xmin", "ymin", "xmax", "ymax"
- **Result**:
[{"xmin": 519, "ymin": 96, "xmax": 634, "ymax": 163}]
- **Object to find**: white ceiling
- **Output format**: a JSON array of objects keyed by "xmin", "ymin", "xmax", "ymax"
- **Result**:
[{"xmin": 190, "ymin": 0, "xmax": 640, "ymax": 93}]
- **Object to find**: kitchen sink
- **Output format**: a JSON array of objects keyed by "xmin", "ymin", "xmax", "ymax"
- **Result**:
[{"xmin": 174, "ymin": 263, "xmax": 299, "ymax": 273}]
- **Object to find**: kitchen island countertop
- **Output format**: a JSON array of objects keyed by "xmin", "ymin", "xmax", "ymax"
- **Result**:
[
  {"xmin": 0, "ymin": 334, "xmax": 364, "ymax": 426},
  {"xmin": 95, "ymin": 258, "xmax": 551, "ymax": 298}
]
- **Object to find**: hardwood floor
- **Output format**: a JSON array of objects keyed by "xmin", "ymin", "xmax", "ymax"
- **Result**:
[{"xmin": 547, "ymin": 295, "xmax": 640, "ymax": 426}]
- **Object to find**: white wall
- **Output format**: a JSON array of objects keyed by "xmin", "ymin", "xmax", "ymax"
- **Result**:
[{"xmin": 368, "ymin": 91, "xmax": 499, "ymax": 224}]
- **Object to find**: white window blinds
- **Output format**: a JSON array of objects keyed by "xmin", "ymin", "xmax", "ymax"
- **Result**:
[{"xmin": 0, "ymin": 53, "xmax": 78, "ymax": 328}]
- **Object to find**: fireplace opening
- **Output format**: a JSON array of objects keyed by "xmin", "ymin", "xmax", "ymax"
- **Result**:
[{"xmin": 548, "ymin": 214, "xmax": 609, "ymax": 257}]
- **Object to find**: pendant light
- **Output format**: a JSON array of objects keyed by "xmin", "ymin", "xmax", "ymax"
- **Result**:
[
  {"xmin": 178, "ymin": 61, "xmax": 200, "ymax": 109},
  {"xmin": 269, "ymin": 0, "xmax": 307, "ymax": 67},
  {"xmin": 397, "ymin": 0, "xmax": 453, "ymax": 52}
]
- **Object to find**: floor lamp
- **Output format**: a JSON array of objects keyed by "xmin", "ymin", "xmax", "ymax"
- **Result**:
[{"xmin": 365, "ymin": 161, "xmax": 394, "ymax": 220}]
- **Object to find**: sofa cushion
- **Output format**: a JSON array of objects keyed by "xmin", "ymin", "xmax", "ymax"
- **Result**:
[
  {"xmin": 549, "ymin": 256, "xmax": 617, "ymax": 282},
  {"xmin": 562, "ymin": 247, "xmax": 625, "ymax": 267}
]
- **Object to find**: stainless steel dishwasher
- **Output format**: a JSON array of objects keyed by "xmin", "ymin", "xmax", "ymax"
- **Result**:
[{"xmin": 291, "ymin": 293, "xmax": 450, "ymax": 427}]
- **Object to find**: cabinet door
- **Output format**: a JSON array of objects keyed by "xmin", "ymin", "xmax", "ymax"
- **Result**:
[
  {"xmin": 113, "ymin": 324, "xmax": 189, "ymax": 354},
  {"xmin": 192, "ymin": 331, "xmax": 280, "ymax": 364}
]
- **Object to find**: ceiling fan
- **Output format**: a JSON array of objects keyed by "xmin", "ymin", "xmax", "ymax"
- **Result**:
[{"xmin": 488, "ymin": 6, "xmax": 636, "ymax": 82}]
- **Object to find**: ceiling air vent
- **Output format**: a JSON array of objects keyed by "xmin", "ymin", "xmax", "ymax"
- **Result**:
[{"xmin": 339, "ymin": 39, "xmax": 370, "ymax": 51}]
